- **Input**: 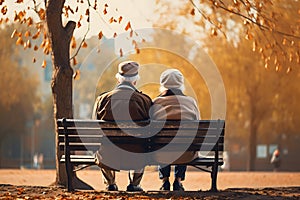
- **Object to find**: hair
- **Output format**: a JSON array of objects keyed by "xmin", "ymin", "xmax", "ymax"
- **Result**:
[
  {"xmin": 115, "ymin": 73, "xmax": 140, "ymax": 83},
  {"xmin": 159, "ymin": 85, "xmax": 185, "ymax": 93}
]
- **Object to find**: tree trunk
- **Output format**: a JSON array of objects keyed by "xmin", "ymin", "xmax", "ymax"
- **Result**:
[
  {"xmin": 46, "ymin": 1, "xmax": 93, "ymax": 189},
  {"xmin": 46, "ymin": 0, "xmax": 75, "ymax": 186},
  {"xmin": 247, "ymin": 118, "xmax": 257, "ymax": 171}
]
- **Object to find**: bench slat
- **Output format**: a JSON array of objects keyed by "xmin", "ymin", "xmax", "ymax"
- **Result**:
[
  {"xmin": 58, "ymin": 135, "xmax": 224, "ymax": 144},
  {"xmin": 57, "ymin": 119, "xmax": 225, "ymax": 129},
  {"xmin": 58, "ymin": 129, "xmax": 224, "ymax": 137}
]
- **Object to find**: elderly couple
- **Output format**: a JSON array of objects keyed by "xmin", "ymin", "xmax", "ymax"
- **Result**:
[{"xmin": 92, "ymin": 61, "xmax": 200, "ymax": 192}]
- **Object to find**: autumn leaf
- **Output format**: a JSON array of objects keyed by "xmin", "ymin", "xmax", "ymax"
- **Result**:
[
  {"xmin": 81, "ymin": 41, "xmax": 87, "ymax": 48},
  {"xmin": 73, "ymin": 70, "xmax": 80, "ymax": 80},
  {"xmin": 252, "ymin": 41, "xmax": 256, "ymax": 51},
  {"xmin": 16, "ymin": 0, "xmax": 24, "ymax": 3},
  {"xmin": 109, "ymin": 17, "xmax": 114, "ymax": 23},
  {"xmin": 26, "ymin": 40, "xmax": 31, "ymax": 48},
  {"xmin": 190, "ymin": 8, "xmax": 195, "ymax": 15},
  {"xmin": 33, "ymin": 45, "xmax": 38, "ymax": 51},
  {"xmin": 118, "ymin": 16, "xmax": 123, "ymax": 23},
  {"xmin": 119, "ymin": 48, "xmax": 123, "ymax": 57},
  {"xmin": 103, "ymin": 8, "xmax": 107, "ymax": 15},
  {"xmin": 16, "ymin": 37, "xmax": 24, "ymax": 45},
  {"xmin": 42, "ymin": 60, "xmax": 47, "ymax": 68},
  {"xmin": 132, "ymin": 40, "xmax": 137, "ymax": 47},
  {"xmin": 32, "ymin": 31, "xmax": 40, "ymax": 39},
  {"xmin": 282, "ymin": 38, "xmax": 287, "ymax": 45},
  {"xmin": 264, "ymin": 63, "xmax": 268, "ymax": 69},
  {"xmin": 11, "ymin": 29, "xmax": 17, "ymax": 38},
  {"xmin": 38, "ymin": 8, "xmax": 46, "ymax": 20},
  {"xmin": 85, "ymin": 8, "xmax": 89, "ymax": 16},
  {"xmin": 211, "ymin": 28, "xmax": 217, "ymax": 36},
  {"xmin": 73, "ymin": 57, "xmax": 78, "ymax": 65},
  {"xmin": 245, "ymin": 32, "xmax": 253, "ymax": 40},
  {"xmin": 98, "ymin": 31, "xmax": 103, "ymax": 40},
  {"xmin": 135, "ymin": 47, "xmax": 140, "ymax": 54},
  {"xmin": 113, "ymin": 32, "xmax": 117, "ymax": 38},
  {"xmin": 24, "ymin": 30, "xmax": 31, "ymax": 37},
  {"xmin": 1, "ymin": 5, "xmax": 7, "ymax": 15},
  {"xmin": 40, "ymin": 40, "xmax": 46, "ymax": 48},
  {"xmin": 125, "ymin": 21, "xmax": 131, "ymax": 31},
  {"xmin": 32, "ymin": 57, "xmax": 36, "ymax": 63},
  {"xmin": 71, "ymin": 37, "xmax": 76, "ymax": 49},
  {"xmin": 289, "ymin": 53, "xmax": 293, "ymax": 62},
  {"xmin": 27, "ymin": 17, "xmax": 33, "ymax": 26}
]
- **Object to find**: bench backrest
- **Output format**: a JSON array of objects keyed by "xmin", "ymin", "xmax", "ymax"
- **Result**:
[{"xmin": 58, "ymin": 119, "xmax": 224, "ymax": 151}]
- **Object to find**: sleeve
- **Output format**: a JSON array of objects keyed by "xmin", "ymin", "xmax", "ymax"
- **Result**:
[{"xmin": 193, "ymin": 99, "xmax": 201, "ymax": 120}]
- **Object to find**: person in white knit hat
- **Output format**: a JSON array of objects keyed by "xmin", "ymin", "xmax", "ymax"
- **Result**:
[{"xmin": 151, "ymin": 69, "xmax": 200, "ymax": 191}]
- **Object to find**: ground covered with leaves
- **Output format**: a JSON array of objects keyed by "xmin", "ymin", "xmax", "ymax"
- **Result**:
[{"xmin": 0, "ymin": 184, "xmax": 299, "ymax": 200}]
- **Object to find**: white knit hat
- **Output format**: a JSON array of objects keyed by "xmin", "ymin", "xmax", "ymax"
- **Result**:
[{"xmin": 160, "ymin": 69, "xmax": 185, "ymax": 91}]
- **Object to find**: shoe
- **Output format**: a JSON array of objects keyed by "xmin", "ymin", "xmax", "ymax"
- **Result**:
[
  {"xmin": 173, "ymin": 180, "xmax": 184, "ymax": 191},
  {"xmin": 107, "ymin": 184, "xmax": 118, "ymax": 191},
  {"xmin": 160, "ymin": 180, "xmax": 170, "ymax": 191},
  {"xmin": 126, "ymin": 184, "xmax": 143, "ymax": 192}
]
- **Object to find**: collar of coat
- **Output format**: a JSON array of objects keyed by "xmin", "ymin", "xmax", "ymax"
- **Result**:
[
  {"xmin": 159, "ymin": 89, "xmax": 185, "ymax": 97},
  {"xmin": 117, "ymin": 82, "xmax": 138, "ymax": 91}
]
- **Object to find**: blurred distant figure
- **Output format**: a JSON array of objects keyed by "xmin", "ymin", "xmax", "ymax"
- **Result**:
[
  {"xmin": 221, "ymin": 151, "xmax": 230, "ymax": 171},
  {"xmin": 38, "ymin": 153, "xmax": 44, "ymax": 169},
  {"xmin": 270, "ymin": 149, "xmax": 281, "ymax": 172},
  {"xmin": 33, "ymin": 153, "xmax": 38, "ymax": 169}
]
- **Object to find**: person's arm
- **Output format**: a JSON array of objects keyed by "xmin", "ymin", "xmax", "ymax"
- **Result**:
[{"xmin": 193, "ymin": 99, "xmax": 201, "ymax": 120}]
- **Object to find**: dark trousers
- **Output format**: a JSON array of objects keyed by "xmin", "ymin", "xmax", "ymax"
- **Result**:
[{"xmin": 159, "ymin": 165, "xmax": 187, "ymax": 181}]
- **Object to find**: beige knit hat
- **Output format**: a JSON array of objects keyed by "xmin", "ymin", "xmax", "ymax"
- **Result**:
[{"xmin": 160, "ymin": 69, "xmax": 184, "ymax": 90}]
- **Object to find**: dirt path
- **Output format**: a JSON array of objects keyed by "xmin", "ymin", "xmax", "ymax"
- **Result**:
[{"xmin": 1, "ymin": 169, "xmax": 299, "ymax": 199}]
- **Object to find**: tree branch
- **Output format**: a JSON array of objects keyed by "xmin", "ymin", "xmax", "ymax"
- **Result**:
[
  {"xmin": 216, "ymin": 2, "xmax": 300, "ymax": 40},
  {"xmin": 65, "ymin": 21, "xmax": 76, "ymax": 37},
  {"xmin": 69, "ymin": 1, "xmax": 91, "ymax": 61}
]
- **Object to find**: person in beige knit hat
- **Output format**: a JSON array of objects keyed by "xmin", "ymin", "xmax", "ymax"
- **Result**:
[
  {"xmin": 92, "ymin": 61, "xmax": 152, "ymax": 192},
  {"xmin": 151, "ymin": 69, "xmax": 200, "ymax": 191}
]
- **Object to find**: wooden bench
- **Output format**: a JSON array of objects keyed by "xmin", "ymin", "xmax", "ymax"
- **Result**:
[{"xmin": 57, "ymin": 118, "xmax": 225, "ymax": 192}]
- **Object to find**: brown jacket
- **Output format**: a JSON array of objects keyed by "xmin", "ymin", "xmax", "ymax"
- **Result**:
[{"xmin": 92, "ymin": 82, "xmax": 152, "ymax": 121}]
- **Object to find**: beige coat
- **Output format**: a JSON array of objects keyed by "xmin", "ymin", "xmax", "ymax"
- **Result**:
[{"xmin": 151, "ymin": 89, "xmax": 200, "ymax": 164}]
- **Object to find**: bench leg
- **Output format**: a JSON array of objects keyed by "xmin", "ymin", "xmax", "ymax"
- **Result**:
[
  {"xmin": 210, "ymin": 164, "xmax": 218, "ymax": 192},
  {"xmin": 66, "ymin": 162, "xmax": 74, "ymax": 192}
]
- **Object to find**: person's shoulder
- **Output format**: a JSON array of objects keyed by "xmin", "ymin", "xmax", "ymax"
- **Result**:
[
  {"xmin": 183, "ymin": 95, "xmax": 197, "ymax": 102},
  {"xmin": 136, "ymin": 91, "xmax": 152, "ymax": 103}
]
